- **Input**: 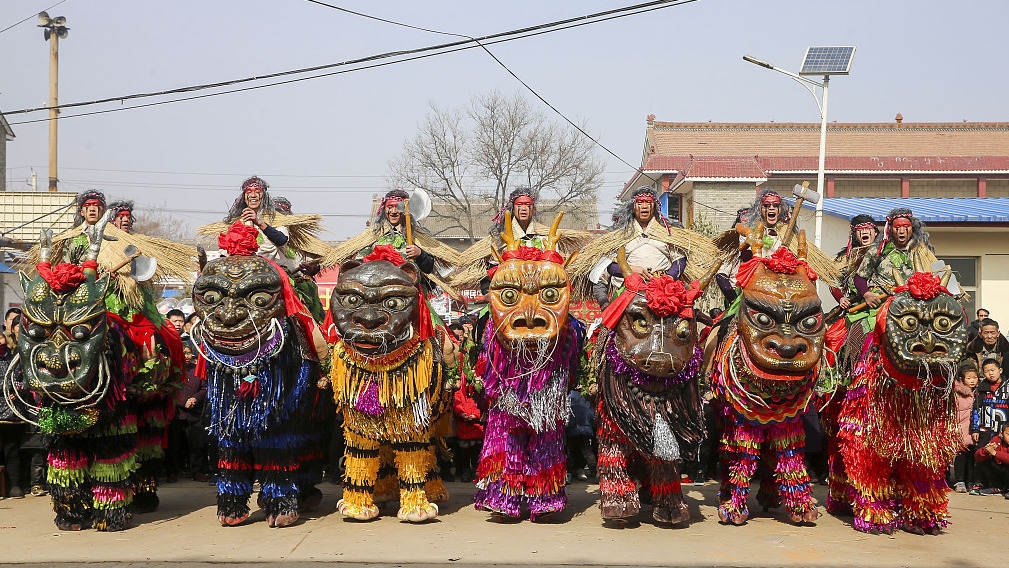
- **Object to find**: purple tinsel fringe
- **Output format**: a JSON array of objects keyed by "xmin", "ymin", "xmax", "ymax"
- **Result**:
[
  {"xmin": 606, "ymin": 341, "xmax": 701, "ymax": 388},
  {"xmin": 479, "ymin": 319, "xmax": 578, "ymax": 400},
  {"xmin": 353, "ymin": 380, "xmax": 383, "ymax": 415}
]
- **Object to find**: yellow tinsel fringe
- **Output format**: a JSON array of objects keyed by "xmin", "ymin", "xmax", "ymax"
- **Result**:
[{"xmin": 331, "ymin": 338, "xmax": 434, "ymax": 409}]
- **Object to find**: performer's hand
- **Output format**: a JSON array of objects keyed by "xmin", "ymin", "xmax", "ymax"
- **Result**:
[
  {"xmin": 986, "ymin": 441, "xmax": 998, "ymax": 455},
  {"xmin": 241, "ymin": 207, "xmax": 265, "ymax": 229},
  {"xmin": 629, "ymin": 264, "xmax": 648, "ymax": 276},
  {"xmin": 587, "ymin": 383, "xmax": 599, "ymax": 397},
  {"xmin": 185, "ymin": 397, "xmax": 197, "ymax": 409},
  {"xmin": 404, "ymin": 245, "xmax": 422, "ymax": 259},
  {"xmin": 863, "ymin": 291, "xmax": 884, "ymax": 308},
  {"xmin": 973, "ymin": 433, "xmax": 980, "ymax": 443},
  {"xmin": 297, "ymin": 260, "xmax": 320, "ymax": 277},
  {"xmin": 839, "ymin": 297, "xmax": 851, "ymax": 310}
]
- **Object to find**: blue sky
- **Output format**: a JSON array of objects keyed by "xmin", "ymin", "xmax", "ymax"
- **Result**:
[{"xmin": 2, "ymin": 0, "xmax": 1005, "ymax": 238}]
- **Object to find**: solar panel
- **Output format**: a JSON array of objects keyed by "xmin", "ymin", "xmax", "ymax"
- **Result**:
[{"xmin": 799, "ymin": 46, "xmax": 856, "ymax": 75}]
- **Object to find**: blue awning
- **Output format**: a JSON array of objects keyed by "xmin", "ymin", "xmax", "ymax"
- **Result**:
[
  {"xmin": 0, "ymin": 261, "xmax": 14, "ymax": 274},
  {"xmin": 788, "ymin": 197, "xmax": 1009, "ymax": 223}
]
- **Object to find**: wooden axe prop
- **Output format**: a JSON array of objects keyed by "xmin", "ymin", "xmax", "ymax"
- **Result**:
[{"xmin": 779, "ymin": 182, "xmax": 820, "ymax": 247}]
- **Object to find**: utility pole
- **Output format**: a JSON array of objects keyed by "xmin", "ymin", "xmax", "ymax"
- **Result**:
[{"xmin": 39, "ymin": 12, "xmax": 68, "ymax": 192}]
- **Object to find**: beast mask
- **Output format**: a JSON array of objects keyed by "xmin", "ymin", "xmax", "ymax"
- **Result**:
[
  {"xmin": 488, "ymin": 212, "xmax": 573, "ymax": 349},
  {"xmin": 193, "ymin": 255, "xmax": 286, "ymax": 356},
  {"xmin": 330, "ymin": 255, "xmax": 422, "ymax": 356},
  {"xmin": 877, "ymin": 270, "xmax": 965, "ymax": 385},
  {"xmin": 735, "ymin": 232, "xmax": 824, "ymax": 376}
]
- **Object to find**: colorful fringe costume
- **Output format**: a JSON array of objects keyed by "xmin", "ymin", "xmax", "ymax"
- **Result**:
[
  {"xmin": 331, "ymin": 335, "xmax": 447, "ymax": 522},
  {"xmin": 473, "ymin": 318, "xmax": 585, "ymax": 520},
  {"xmin": 831, "ymin": 271, "xmax": 965, "ymax": 534},
  {"xmin": 193, "ymin": 230, "xmax": 327, "ymax": 527},
  {"xmin": 709, "ymin": 243, "xmax": 825, "ymax": 525},
  {"xmin": 6, "ymin": 252, "xmax": 183, "ymax": 531}
]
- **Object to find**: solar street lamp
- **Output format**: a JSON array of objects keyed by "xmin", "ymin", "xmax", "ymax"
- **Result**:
[{"xmin": 743, "ymin": 47, "xmax": 856, "ymax": 250}]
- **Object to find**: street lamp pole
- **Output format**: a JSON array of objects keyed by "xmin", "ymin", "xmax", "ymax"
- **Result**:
[
  {"xmin": 742, "ymin": 55, "xmax": 828, "ymax": 249},
  {"xmin": 39, "ymin": 12, "xmax": 69, "ymax": 192}
]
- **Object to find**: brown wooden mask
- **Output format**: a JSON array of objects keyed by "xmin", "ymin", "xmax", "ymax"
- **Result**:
[
  {"xmin": 489, "ymin": 212, "xmax": 573, "ymax": 348},
  {"xmin": 736, "ymin": 232, "xmax": 824, "ymax": 376},
  {"xmin": 330, "ymin": 259, "xmax": 421, "ymax": 355}
]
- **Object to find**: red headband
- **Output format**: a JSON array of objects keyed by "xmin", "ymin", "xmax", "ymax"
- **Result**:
[
  {"xmin": 116, "ymin": 210, "xmax": 131, "ymax": 218},
  {"xmin": 82, "ymin": 199, "xmax": 103, "ymax": 208},
  {"xmin": 634, "ymin": 193, "xmax": 655, "ymax": 204},
  {"xmin": 761, "ymin": 194, "xmax": 781, "ymax": 205},
  {"xmin": 243, "ymin": 183, "xmax": 264, "ymax": 194},
  {"xmin": 514, "ymin": 195, "xmax": 534, "ymax": 206},
  {"xmin": 892, "ymin": 217, "xmax": 912, "ymax": 228}
]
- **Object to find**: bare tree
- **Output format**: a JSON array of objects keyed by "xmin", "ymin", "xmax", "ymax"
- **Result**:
[
  {"xmin": 388, "ymin": 92, "xmax": 605, "ymax": 243},
  {"xmin": 132, "ymin": 202, "xmax": 192, "ymax": 242}
]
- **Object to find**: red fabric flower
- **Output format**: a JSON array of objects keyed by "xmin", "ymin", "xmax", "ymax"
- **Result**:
[
  {"xmin": 905, "ymin": 271, "xmax": 944, "ymax": 300},
  {"xmin": 218, "ymin": 221, "xmax": 260, "ymax": 256},
  {"xmin": 36, "ymin": 262, "xmax": 86, "ymax": 292},
  {"xmin": 362, "ymin": 244, "xmax": 406, "ymax": 266},
  {"xmin": 645, "ymin": 276, "xmax": 687, "ymax": 317},
  {"xmin": 764, "ymin": 248, "xmax": 799, "ymax": 274}
]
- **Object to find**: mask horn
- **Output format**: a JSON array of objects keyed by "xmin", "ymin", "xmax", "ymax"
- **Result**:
[
  {"xmin": 546, "ymin": 211, "xmax": 564, "ymax": 252},
  {"xmin": 38, "ymin": 229, "xmax": 53, "ymax": 264},
  {"xmin": 85, "ymin": 210, "xmax": 113, "ymax": 263},
  {"xmin": 616, "ymin": 246, "xmax": 634, "ymax": 279},
  {"xmin": 696, "ymin": 257, "xmax": 724, "ymax": 292},
  {"xmin": 501, "ymin": 211, "xmax": 517, "ymax": 252},
  {"xmin": 796, "ymin": 229, "xmax": 808, "ymax": 261},
  {"xmin": 892, "ymin": 268, "xmax": 907, "ymax": 288}
]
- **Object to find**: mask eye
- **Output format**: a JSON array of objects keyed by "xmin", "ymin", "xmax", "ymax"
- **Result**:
[
  {"xmin": 540, "ymin": 287, "xmax": 561, "ymax": 304},
  {"xmin": 70, "ymin": 324, "xmax": 91, "ymax": 341},
  {"xmin": 933, "ymin": 315, "xmax": 954, "ymax": 333},
  {"xmin": 748, "ymin": 310, "xmax": 774, "ymax": 329},
  {"xmin": 498, "ymin": 288, "xmax": 519, "ymax": 306},
  {"xmin": 201, "ymin": 290, "xmax": 222, "ymax": 305},
  {"xmin": 899, "ymin": 314, "xmax": 918, "ymax": 332},
  {"xmin": 249, "ymin": 291, "xmax": 274, "ymax": 308},
  {"xmin": 632, "ymin": 316, "xmax": 649, "ymax": 333},
  {"xmin": 383, "ymin": 297, "xmax": 409, "ymax": 311},
  {"xmin": 26, "ymin": 322, "xmax": 48, "ymax": 341},
  {"xmin": 798, "ymin": 314, "xmax": 822, "ymax": 333},
  {"xmin": 340, "ymin": 294, "xmax": 363, "ymax": 309},
  {"xmin": 674, "ymin": 319, "xmax": 691, "ymax": 340}
]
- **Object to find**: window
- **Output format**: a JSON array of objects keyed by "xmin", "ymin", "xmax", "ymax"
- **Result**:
[{"xmin": 936, "ymin": 256, "xmax": 976, "ymax": 321}]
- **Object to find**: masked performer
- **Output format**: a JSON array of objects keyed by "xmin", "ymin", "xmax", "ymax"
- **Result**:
[
  {"xmin": 108, "ymin": 200, "xmax": 134, "ymax": 233},
  {"xmin": 472, "ymin": 212, "xmax": 587, "ymax": 522},
  {"xmin": 709, "ymin": 227, "xmax": 826, "ymax": 526},
  {"xmin": 831, "ymin": 269, "xmax": 965, "ymax": 534},
  {"xmin": 198, "ymin": 176, "xmax": 331, "ymax": 322},
  {"xmin": 191, "ymin": 223, "xmax": 329, "ymax": 527},
  {"xmin": 713, "ymin": 188, "xmax": 840, "ymax": 307},
  {"xmin": 853, "ymin": 208, "xmax": 938, "ymax": 311},
  {"xmin": 453, "ymin": 188, "xmax": 591, "ymax": 294},
  {"xmin": 565, "ymin": 186, "xmax": 717, "ymax": 309},
  {"xmin": 8, "ymin": 214, "xmax": 187, "ymax": 530}
]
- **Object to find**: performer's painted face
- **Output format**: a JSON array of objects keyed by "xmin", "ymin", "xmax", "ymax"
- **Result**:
[
  {"xmin": 489, "ymin": 256, "xmax": 569, "ymax": 347},
  {"xmin": 385, "ymin": 201, "xmax": 403, "ymax": 225},
  {"xmin": 193, "ymin": 255, "xmax": 286, "ymax": 355},
  {"xmin": 633, "ymin": 198, "xmax": 654, "ymax": 225},
  {"xmin": 737, "ymin": 263, "xmax": 823, "ymax": 374},
  {"xmin": 614, "ymin": 293, "xmax": 695, "ymax": 380},
  {"xmin": 883, "ymin": 287, "xmax": 966, "ymax": 383},
  {"xmin": 891, "ymin": 218, "xmax": 912, "ymax": 247},
  {"xmin": 112, "ymin": 212, "xmax": 133, "ymax": 233},
  {"xmin": 330, "ymin": 259, "xmax": 419, "ymax": 355},
  {"xmin": 512, "ymin": 196, "xmax": 534, "ymax": 224},
  {"xmin": 761, "ymin": 195, "xmax": 781, "ymax": 226},
  {"xmin": 855, "ymin": 225, "xmax": 877, "ymax": 245},
  {"xmin": 244, "ymin": 188, "xmax": 263, "ymax": 210},
  {"xmin": 18, "ymin": 269, "xmax": 110, "ymax": 400},
  {"xmin": 80, "ymin": 200, "xmax": 104, "ymax": 225}
]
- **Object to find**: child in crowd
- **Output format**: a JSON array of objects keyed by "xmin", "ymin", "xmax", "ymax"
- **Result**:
[
  {"xmin": 952, "ymin": 362, "xmax": 979, "ymax": 493},
  {"xmin": 974, "ymin": 423, "xmax": 1009, "ymax": 497}
]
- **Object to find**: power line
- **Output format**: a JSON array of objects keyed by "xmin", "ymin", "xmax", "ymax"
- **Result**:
[
  {"xmin": 0, "ymin": 0, "xmax": 68, "ymax": 35},
  {"xmin": 5, "ymin": 0, "xmax": 699, "ymax": 125}
]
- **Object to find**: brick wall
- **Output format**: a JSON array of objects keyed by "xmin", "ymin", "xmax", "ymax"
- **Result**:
[
  {"xmin": 833, "ymin": 179, "xmax": 901, "ymax": 198},
  {"xmin": 689, "ymin": 181, "xmax": 760, "ymax": 231},
  {"xmin": 986, "ymin": 179, "xmax": 1009, "ymax": 197},
  {"xmin": 909, "ymin": 178, "xmax": 976, "ymax": 197}
]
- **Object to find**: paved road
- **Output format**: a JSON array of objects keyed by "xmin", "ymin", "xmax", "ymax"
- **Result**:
[{"xmin": 1, "ymin": 479, "xmax": 1006, "ymax": 567}]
